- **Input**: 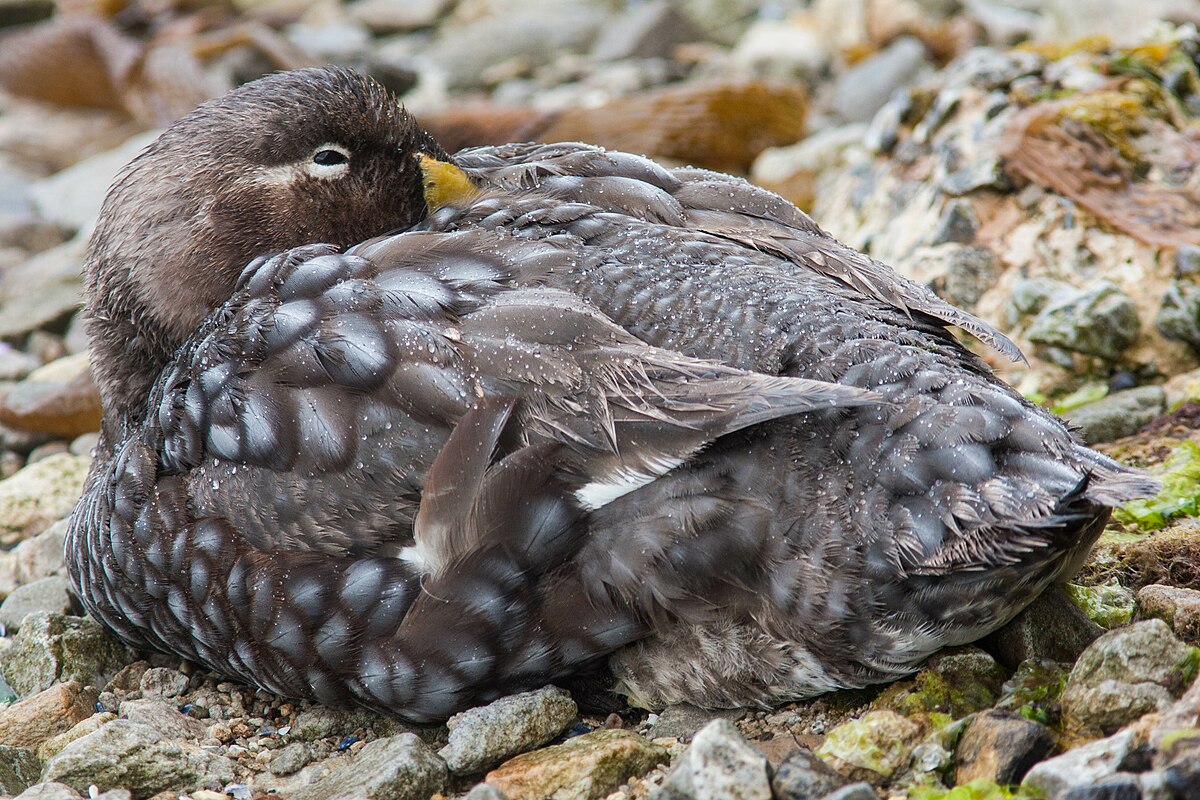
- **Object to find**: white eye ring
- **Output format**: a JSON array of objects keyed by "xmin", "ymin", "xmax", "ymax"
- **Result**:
[{"xmin": 306, "ymin": 144, "xmax": 351, "ymax": 178}]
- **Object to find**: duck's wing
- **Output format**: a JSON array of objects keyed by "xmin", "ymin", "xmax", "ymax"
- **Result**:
[{"xmin": 453, "ymin": 142, "xmax": 1023, "ymax": 363}]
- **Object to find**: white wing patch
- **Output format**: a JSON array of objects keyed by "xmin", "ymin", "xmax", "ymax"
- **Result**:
[{"xmin": 575, "ymin": 455, "xmax": 686, "ymax": 511}]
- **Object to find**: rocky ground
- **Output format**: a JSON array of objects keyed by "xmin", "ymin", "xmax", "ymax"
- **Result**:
[{"xmin": 1, "ymin": 0, "xmax": 1200, "ymax": 798}]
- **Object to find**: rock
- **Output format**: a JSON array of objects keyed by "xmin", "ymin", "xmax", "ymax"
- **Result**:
[
  {"xmin": 487, "ymin": 729, "xmax": 668, "ymax": 800},
  {"xmin": 1027, "ymin": 282, "xmax": 1140, "ymax": 361},
  {"xmin": 820, "ymin": 785, "xmax": 878, "ymax": 800},
  {"xmin": 591, "ymin": 1, "xmax": 703, "ymax": 62},
  {"xmin": 0, "ymin": 346, "xmax": 40, "ymax": 381},
  {"xmin": 815, "ymin": 710, "xmax": 922, "ymax": 786},
  {"xmin": 929, "ymin": 198, "xmax": 980, "ymax": 245},
  {"xmin": 464, "ymin": 784, "xmax": 508, "ymax": 800},
  {"xmin": 1161, "ymin": 738, "xmax": 1200, "ymax": 799},
  {"xmin": 138, "ymin": 667, "xmax": 189, "ymax": 699},
  {"xmin": 729, "ymin": 17, "xmax": 830, "ymax": 80},
  {"xmin": 28, "ymin": 132, "xmax": 159, "ymax": 231},
  {"xmin": 1022, "ymin": 728, "xmax": 1138, "ymax": 799},
  {"xmin": 653, "ymin": 719, "xmax": 770, "ymax": 800},
  {"xmin": 1156, "ymin": 280, "xmax": 1200, "ymax": 351},
  {"xmin": 1176, "ymin": 245, "xmax": 1200, "ymax": 276},
  {"xmin": 1059, "ymin": 773, "xmax": 1143, "ymax": 800},
  {"xmin": 982, "ymin": 584, "xmax": 1104, "ymax": 669},
  {"xmin": 118, "ymin": 698, "xmax": 209, "ymax": 741},
  {"xmin": 42, "ymin": 719, "xmax": 235, "ymax": 799},
  {"xmin": 877, "ymin": 647, "xmax": 1006, "ymax": 721},
  {"xmin": 1062, "ymin": 386, "xmax": 1166, "ymax": 445},
  {"xmin": 12, "ymin": 783, "xmax": 84, "ymax": 800},
  {"xmin": 440, "ymin": 686, "xmax": 578, "ymax": 775},
  {"xmin": 832, "ymin": 37, "xmax": 930, "ymax": 123},
  {"xmin": 290, "ymin": 705, "xmax": 407, "ymax": 742},
  {"xmin": 0, "ymin": 453, "xmax": 90, "ymax": 546},
  {"xmin": 965, "ymin": 0, "xmax": 1042, "ymax": 45},
  {"xmin": 954, "ymin": 709, "xmax": 1056, "ymax": 785},
  {"xmin": 0, "ymin": 242, "xmax": 84, "ymax": 343},
  {"xmin": 346, "ymin": 0, "xmax": 450, "ymax": 33},
  {"xmin": 0, "ymin": 744, "xmax": 40, "ymax": 795},
  {"xmin": 37, "ymin": 712, "xmax": 116, "ymax": 762},
  {"xmin": 291, "ymin": 733, "xmax": 447, "ymax": 800},
  {"xmin": 0, "ymin": 576, "xmax": 72, "ymax": 632},
  {"xmin": 0, "ymin": 517, "xmax": 67, "ymax": 598},
  {"xmin": 1138, "ymin": 584, "xmax": 1200, "ymax": 646},
  {"xmin": 0, "ymin": 612, "xmax": 133, "ymax": 697},
  {"xmin": 268, "ymin": 741, "xmax": 313, "ymax": 776},
  {"xmin": 0, "ymin": 680, "xmax": 99, "ymax": 749},
  {"xmin": 0, "ymin": 355, "xmax": 101, "ymax": 439},
  {"xmin": 648, "ymin": 704, "xmax": 746, "ymax": 743},
  {"xmin": 751, "ymin": 123, "xmax": 869, "ymax": 210},
  {"xmin": 1061, "ymin": 619, "xmax": 1200, "ymax": 737},
  {"xmin": 995, "ymin": 659, "xmax": 1071, "ymax": 728},
  {"xmin": 770, "ymin": 746, "xmax": 849, "ymax": 800}
]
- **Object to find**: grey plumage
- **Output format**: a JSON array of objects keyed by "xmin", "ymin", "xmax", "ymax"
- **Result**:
[{"xmin": 66, "ymin": 67, "xmax": 1155, "ymax": 721}]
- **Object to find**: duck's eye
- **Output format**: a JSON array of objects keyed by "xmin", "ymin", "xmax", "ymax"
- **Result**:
[{"xmin": 313, "ymin": 148, "xmax": 349, "ymax": 166}]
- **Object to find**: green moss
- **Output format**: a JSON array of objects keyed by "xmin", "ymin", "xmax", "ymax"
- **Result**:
[
  {"xmin": 1178, "ymin": 645, "xmax": 1200, "ymax": 688},
  {"xmin": 1048, "ymin": 382, "xmax": 1108, "ymax": 415},
  {"xmin": 880, "ymin": 650, "xmax": 1007, "ymax": 722},
  {"xmin": 907, "ymin": 778, "xmax": 1045, "ymax": 800},
  {"xmin": 995, "ymin": 660, "xmax": 1070, "ymax": 728},
  {"xmin": 1063, "ymin": 581, "xmax": 1135, "ymax": 628},
  {"xmin": 1114, "ymin": 441, "xmax": 1200, "ymax": 530}
]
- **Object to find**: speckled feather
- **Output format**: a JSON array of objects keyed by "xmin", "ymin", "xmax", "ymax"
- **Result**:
[{"xmin": 67, "ymin": 68, "xmax": 1156, "ymax": 720}]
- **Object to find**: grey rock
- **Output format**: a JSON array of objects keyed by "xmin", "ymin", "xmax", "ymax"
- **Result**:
[
  {"xmin": 1027, "ymin": 282, "xmax": 1140, "ymax": 360},
  {"xmin": 138, "ymin": 667, "xmax": 189, "ymax": 699},
  {"xmin": 439, "ymin": 685, "xmax": 577, "ymax": 775},
  {"xmin": 728, "ymin": 18, "xmax": 830, "ymax": 81},
  {"xmin": 269, "ymin": 741, "xmax": 314, "ymax": 776},
  {"xmin": 916, "ymin": 244, "xmax": 1000, "ymax": 310},
  {"xmin": 464, "ymin": 784, "xmax": 508, "ymax": 800},
  {"xmin": 1138, "ymin": 584, "xmax": 1200, "ymax": 646},
  {"xmin": 833, "ymin": 37, "xmax": 930, "ymax": 123},
  {"xmin": 118, "ymin": 698, "xmax": 209, "ymax": 741},
  {"xmin": 655, "ymin": 719, "xmax": 771, "ymax": 800},
  {"xmin": 285, "ymin": 20, "xmax": 372, "ymax": 62},
  {"xmin": 0, "ymin": 518, "xmax": 68, "ymax": 599},
  {"xmin": 29, "ymin": 132, "xmax": 159, "ymax": 231},
  {"xmin": 0, "ymin": 452, "xmax": 89, "ymax": 548},
  {"xmin": 1061, "ymin": 386, "xmax": 1166, "ymax": 445},
  {"xmin": 770, "ymin": 746, "xmax": 848, "ymax": 800},
  {"xmin": 0, "ymin": 613, "xmax": 133, "ymax": 696},
  {"xmin": 592, "ymin": 1, "xmax": 703, "ymax": 61},
  {"xmin": 965, "ymin": 0, "xmax": 1042, "ymax": 45},
  {"xmin": 12, "ymin": 782, "xmax": 84, "ymax": 800},
  {"xmin": 1061, "ymin": 619, "xmax": 1200, "ymax": 736},
  {"xmin": 650, "ymin": 704, "xmax": 746, "ymax": 743},
  {"xmin": 347, "ymin": 0, "xmax": 451, "ymax": 33},
  {"xmin": 1162, "ymin": 739, "xmax": 1200, "ymax": 799},
  {"xmin": 929, "ymin": 199, "xmax": 979, "ymax": 245},
  {"xmin": 291, "ymin": 733, "xmax": 448, "ymax": 800},
  {"xmin": 0, "ymin": 239, "xmax": 82, "ymax": 342},
  {"xmin": 982, "ymin": 584, "xmax": 1104, "ymax": 669},
  {"xmin": 1008, "ymin": 276, "xmax": 1075, "ymax": 322},
  {"xmin": 0, "ymin": 347, "xmax": 41, "ymax": 382},
  {"xmin": 1176, "ymin": 245, "xmax": 1200, "ymax": 276},
  {"xmin": 0, "ymin": 576, "xmax": 71, "ymax": 632},
  {"xmin": 1156, "ymin": 280, "xmax": 1200, "ymax": 350},
  {"xmin": 291, "ymin": 705, "xmax": 407, "ymax": 742},
  {"xmin": 43, "ymin": 719, "xmax": 235, "ymax": 798},
  {"xmin": 1023, "ymin": 729, "xmax": 1137, "ymax": 799},
  {"xmin": 1059, "ymin": 772, "xmax": 1143, "ymax": 800},
  {"xmin": 0, "ymin": 744, "xmax": 40, "ymax": 794},
  {"xmin": 822, "ymin": 784, "xmax": 879, "ymax": 800},
  {"xmin": 941, "ymin": 46, "xmax": 1042, "ymax": 91},
  {"xmin": 954, "ymin": 709, "xmax": 1056, "ymax": 786}
]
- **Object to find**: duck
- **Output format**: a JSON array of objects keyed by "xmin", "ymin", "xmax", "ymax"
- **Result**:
[{"xmin": 65, "ymin": 66, "xmax": 1156, "ymax": 721}]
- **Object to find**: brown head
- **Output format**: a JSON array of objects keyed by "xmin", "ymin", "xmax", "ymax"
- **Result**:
[{"xmin": 85, "ymin": 67, "xmax": 447, "ymax": 431}]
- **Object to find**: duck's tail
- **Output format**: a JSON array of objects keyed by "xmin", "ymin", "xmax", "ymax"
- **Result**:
[{"xmin": 1073, "ymin": 443, "xmax": 1161, "ymax": 507}]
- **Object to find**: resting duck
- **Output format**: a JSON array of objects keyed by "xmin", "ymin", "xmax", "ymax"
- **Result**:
[{"xmin": 66, "ymin": 67, "xmax": 1154, "ymax": 721}]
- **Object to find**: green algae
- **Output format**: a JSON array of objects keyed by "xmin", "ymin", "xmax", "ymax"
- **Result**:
[
  {"xmin": 878, "ymin": 650, "xmax": 1007, "ymax": 722},
  {"xmin": 995, "ymin": 659, "xmax": 1070, "ymax": 728},
  {"xmin": 1064, "ymin": 581, "xmax": 1136, "ymax": 628},
  {"xmin": 908, "ymin": 778, "xmax": 1044, "ymax": 800},
  {"xmin": 1114, "ymin": 441, "xmax": 1200, "ymax": 530},
  {"xmin": 1048, "ymin": 382, "xmax": 1108, "ymax": 415}
]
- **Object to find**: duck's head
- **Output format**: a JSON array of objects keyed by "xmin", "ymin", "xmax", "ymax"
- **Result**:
[{"xmin": 85, "ymin": 67, "xmax": 447, "ymax": 429}]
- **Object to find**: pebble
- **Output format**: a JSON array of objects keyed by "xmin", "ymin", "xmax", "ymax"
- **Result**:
[
  {"xmin": 42, "ymin": 719, "xmax": 235, "ymax": 798},
  {"xmin": 590, "ymin": 1, "xmax": 703, "ymax": 62},
  {"xmin": 1137, "ymin": 585, "xmax": 1200, "ymax": 646},
  {"xmin": 464, "ymin": 783, "xmax": 509, "ymax": 800},
  {"xmin": 11, "ymin": 783, "xmax": 84, "ymax": 800},
  {"xmin": 729, "ymin": 17, "xmax": 830, "ymax": 80},
  {"xmin": 0, "ymin": 612, "xmax": 132, "ymax": 696},
  {"xmin": 1060, "ymin": 619, "xmax": 1200, "ymax": 736},
  {"xmin": 487, "ymin": 729, "xmax": 668, "ymax": 800},
  {"xmin": 1062, "ymin": 386, "xmax": 1166, "ymax": 445},
  {"xmin": 346, "ymin": 0, "xmax": 451, "ymax": 33},
  {"xmin": 118, "ymin": 698, "xmax": 210, "ymax": 741},
  {"xmin": 268, "ymin": 741, "xmax": 314, "ymax": 776},
  {"xmin": 647, "ymin": 704, "xmax": 746, "ymax": 743},
  {"xmin": 770, "ymin": 746, "xmax": 849, "ymax": 800},
  {"xmin": 1027, "ymin": 282, "xmax": 1142, "ymax": 362},
  {"xmin": 0, "ymin": 575, "xmax": 72, "ymax": 632},
  {"xmin": 953, "ymin": 709, "xmax": 1056, "ymax": 785},
  {"xmin": 139, "ymin": 667, "xmax": 190, "ymax": 699},
  {"xmin": 0, "ymin": 347, "xmax": 40, "ymax": 382},
  {"xmin": 0, "ymin": 356, "xmax": 101, "ymax": 439},
  {"xmin": 290, "ymin": 733, "xmax": 447, "ymax": 800},
  {"xmin": 1023, "ymin": 728, "xmax": 1139, "ymax": 799},
  {"xmin": 439, "ymin": 685, "xmax": 578, "ymax": 775},
  {"xmin": 653, "ymin": 719, "xmax": 771, "ymax": 800},
  {"xmin": 0, "ymin": 681, "xmax": 99, "ymax": 749},
  {"xmin": 832, "ymin": 36, "xmax": 929, "ymax": 123},
  {"xmin": 0, "ymin": 515, "xmax": 64, "ymax": 597},
  {"xmin": 815, "ymin": 710, "xmax": 922, "ymax": 786},
  {"xmin": 0, "ymin": 452, "xmax": 90, "ymax": 546}
]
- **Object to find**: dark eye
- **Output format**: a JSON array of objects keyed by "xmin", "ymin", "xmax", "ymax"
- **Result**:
[{"xmin": 313, "ymin": 149, "xmax": 349, "ymax": 166}]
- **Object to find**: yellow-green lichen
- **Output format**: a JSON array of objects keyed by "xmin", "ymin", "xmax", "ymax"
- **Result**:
[
  {"xmin": 1064, "ymin": 581, "xmax": 1136, "ymax": 628},
  {"xmin": 995, "ymin": 659, "xmax": 1070, "ymax": 728},
  {"xmin": 1114, "ymin": 441, "xmax": 1200, "ymax": 530},
  {"xmin": 908, "ymin": 778, "xmax": 1042, "ymax": 800}
]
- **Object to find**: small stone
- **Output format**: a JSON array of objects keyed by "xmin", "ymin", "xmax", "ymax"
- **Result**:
[
  {"xmin": 0, "ymin": 681, "xmax": 99, "ymax": 749},
  {"xmin": 995, "ymin": 659, "xmax": 1071, "ymax": 728},
  {"xmin": 1137, "ymin": 584, "xmax": 1200, "ymax": 645},
  {"xmin": 982, "ymin": 584, "xmax": 1104, "ymax": 669},
  {"xmin": 940, "ymin": 246, "xmax": 999, "ymax": 309},
  {"xmin": 1176, "ymin": 245, "xmax": 1200, "ymax": 276},
  {"xmin": 28, "ymin": 132, "xmax": 159, "ymax": 231},
  {"xmin": 0, "ymin": 355, "xmax": 101, "ymax": 439},
  {"xmin": 815, "ymin": 710, "xmax": 922, "ymax": 786},
  {"xmin": 953, "ymin": 709, "xmax": 1056, "ymax": 785},
  {"xmin": 0, "ymin": 576, "xmax": 72, "ymax": 632},
  {"xmin": 0, "ymin": 744, "xmax": 40, "ymax": 795},
  {"xmin": 821, "ymin": 784, "xmax": 879, "ymax": 800},
  {"xmin": 832, "ymin": 37, "xmax": 930, "ymax": 123},
  {"xmin": 1061, "ymin": 619, "xmax": 1200, "ymax": 736},
  {"xmin": 653, "ymin": 719, "xmax": 770, "ymax": 800},
  {"xmin": 1155, "ymin": 280, "xmax": 1200, "ymax": 351},
  {"xmin": 43, "ymin": 719, "xmax": 235, "ymax": 798},
  {"xmin": 12, "ymin": 782, "xmax": 84, "ymax": 800},
  {"xmin": 138, "ymin": 667, "xmax": 189, "ymax": 699},
  {"xmin": 464, "ymin": 784, "xmax": 508, "ymax": 800},
  {"xmin": 0, "ymin": 517, "xmax": 65, "ymax": 599},
  {"xmin": 118, "ymin": 698, "xmax": 209, "ymax": 741},
  {"xmin": 0, "ymin": 347, "xmax": 40, "ymax": 382},
  {"xmin": 0, "ymin": 453, "xmax": 90, "ymax": 546},
  {"xmin": 1062, "ymin": 387, "xmax": 1166, "ymax": 445},
  {"xmin": 440, "ymin": 686, "xmax": 578, "ymax": 775},
  {"xmin": 0, "ymin": 612, "xmax": 133, "ymax": 697},
  {"xmin": 929, "ymin": 199, "xmax": 979, "ymax": 245},
  {"xmin": 1022, "ymin": 728, "xmax": 1138, "ymax": 799},
  {"xmin": 268, "ymin": 741, "xmax": 313, "ymax": 776},
  {"xmin": 290, "ymin": 705, "xmax": 406, "ymax": 742},
  {"xmin": 770, "ymin": 746, "xmax": 848, "ymax": 800},
  {"xmin": 730, "ymin": 17, "xmax": 830, "ymax": 80},
  {"xmin": 346, "ymin": 0, "xmax": 450, "ymax": 32},
  {"xmin": 291, "ymin": 733, "xmax": 447, "ymax": 800},
  {"xmin": 487, "ymin": 729, "xmax": 668, "ymax": 800},
  {"xmin": 37, "ymin": 713, "xmax": 117, "ymax": 762},
  {"xmin": 1027, "ymin": 282, "xmax": 1141, "ymax": 361},
  {"xmin": 590, "ymin": 1, "xmax": 703, "ymax": 62},
  {"xmin": 1059, "ymin": 773, "xmax": 1143, "ymax": 800},
  {"xmin": 648, "ymin": 704, "xmax": 746, "ymax": 743}
]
